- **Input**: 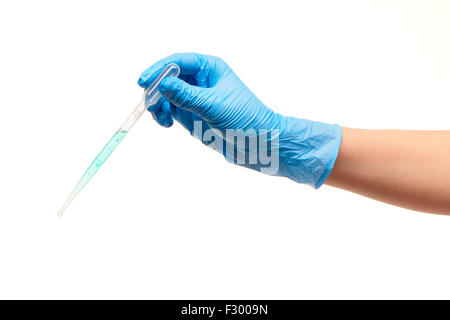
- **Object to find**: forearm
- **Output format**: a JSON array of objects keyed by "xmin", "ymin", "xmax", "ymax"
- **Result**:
[{"xmin": 325, "ymin": 127, "xmax": 450, "ymax": 215}]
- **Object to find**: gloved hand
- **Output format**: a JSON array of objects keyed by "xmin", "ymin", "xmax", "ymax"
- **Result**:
[{"xmin": 138, "ymin": 53, "xmax": 342, "ymax": 188}]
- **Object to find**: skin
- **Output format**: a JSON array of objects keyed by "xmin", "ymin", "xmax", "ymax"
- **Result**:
[{"xmin": 325, "ymin": 127, "xmax": 450, "ymax": 215}]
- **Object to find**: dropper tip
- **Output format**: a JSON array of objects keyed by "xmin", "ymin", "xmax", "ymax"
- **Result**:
[{"xmin": 57, "ymin": 208, "xmax": 65, "ymax": 217}]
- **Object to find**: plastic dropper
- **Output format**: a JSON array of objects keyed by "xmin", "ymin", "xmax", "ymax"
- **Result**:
[{"xmin": 58, "ymin": 63, "xmax": 180, "ymax": 216}]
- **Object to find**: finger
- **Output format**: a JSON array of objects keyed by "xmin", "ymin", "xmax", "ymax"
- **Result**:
[
  {"xmin": 138, "ymin": 52, "xmax": 206, "ymax": 88},
  {"xmin": 147, "ymin": 96, "xmax": 164, "ymax": 113},
  {"xmin": 159, "ymin": 77, "xmax": 209, "ymax": 116},
  {"xmin": 159, "ymin": 99, "xmax": 174, "ymax": 127},
  {"xmin": 153, "ymin": 104, "xmax": 173, "ymax": 127}
]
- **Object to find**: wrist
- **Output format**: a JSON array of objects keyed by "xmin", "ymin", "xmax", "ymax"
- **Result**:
[{"xmin": 277, "ymin": 116, "xmax": 342, "ymax": 188}]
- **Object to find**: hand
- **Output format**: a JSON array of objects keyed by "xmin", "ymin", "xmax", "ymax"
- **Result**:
[{"xmin": 138, "ymin": 53, "xmax": 342, "ymax": 188}]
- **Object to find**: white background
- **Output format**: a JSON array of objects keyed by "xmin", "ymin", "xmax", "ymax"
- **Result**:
[{"xmin": 0, "ymin": 0, "xmax": 449, "ymax": 299}]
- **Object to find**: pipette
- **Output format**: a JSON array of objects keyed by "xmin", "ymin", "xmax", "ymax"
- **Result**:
[{"xmin": 58, "ymin": 63, "xmax": 181, "ymax": 216}]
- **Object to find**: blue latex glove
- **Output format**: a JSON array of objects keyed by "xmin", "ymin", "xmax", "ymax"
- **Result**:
[{"xmin": 138, "ymin": 53, "xmax": 342, "ymax": 188}]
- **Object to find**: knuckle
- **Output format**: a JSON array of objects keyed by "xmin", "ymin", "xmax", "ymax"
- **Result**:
[{"xmin": 175, "ymin": 83, "xmax": 191, "ymax": 108}]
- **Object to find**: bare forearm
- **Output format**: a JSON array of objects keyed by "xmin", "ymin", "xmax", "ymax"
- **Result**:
[{"xmin": 325, "ymin": 127, "xmax": 450, "ymax": 214}]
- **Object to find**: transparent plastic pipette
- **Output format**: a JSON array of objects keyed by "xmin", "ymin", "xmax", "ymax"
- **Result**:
[{"xmin": 58, "ymin": 63, "xmax": 181, "ymax": 216}]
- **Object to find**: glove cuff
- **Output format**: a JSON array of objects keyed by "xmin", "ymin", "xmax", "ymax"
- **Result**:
[{"xmin": 278, "ymin": 116, "xmax": 342, "ymax": 188}]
